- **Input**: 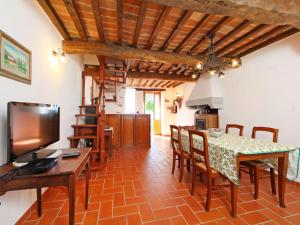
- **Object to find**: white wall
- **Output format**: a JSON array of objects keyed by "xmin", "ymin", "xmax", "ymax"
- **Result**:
[{"xmin": 0, "ymin": 1, "xmax": 82, "ymax": 224}]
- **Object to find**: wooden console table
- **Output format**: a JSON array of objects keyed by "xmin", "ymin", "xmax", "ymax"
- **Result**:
[{"xmin": 0, "ymin": 148, "xmax": 91, "ymax": 225}]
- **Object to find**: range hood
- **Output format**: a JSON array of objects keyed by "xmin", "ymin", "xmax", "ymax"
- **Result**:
[{"xmin": 186, "ymin": 97, "xmax": 223, "ymax": 109}]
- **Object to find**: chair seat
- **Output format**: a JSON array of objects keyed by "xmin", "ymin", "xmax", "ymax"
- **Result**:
[
  {"xmin": 241, "ymin": 160, "xmax": 268, "ymax": 168},
  {"xmin": 195, "ymin": 162, "xmax": 218, "ymax": 175}
]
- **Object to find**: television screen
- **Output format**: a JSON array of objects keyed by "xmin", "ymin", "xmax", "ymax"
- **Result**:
[{"xmin": 7, "ymin": 102, "xmax": 60, "ymax": 162}]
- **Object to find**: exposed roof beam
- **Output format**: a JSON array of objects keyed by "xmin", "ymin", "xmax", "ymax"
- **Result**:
[
  {"xmin": 136, "ymin": 88, "xmax": 166, "ymax": 91},
  {"xmin": 200, "ymin": 20, "xmax": 252, "ymax": 55},
  {"xmin": 37, "ymin": 0, "xmax": 70, "ymax": 40},
  {"xmin": 147, "ymin": 0, "xmax": 300, "ymax": 29},
  {"xmin": 137, "ymin": 79, "xmax": 143, "ymax": 87},
  {"xmin": 167, "ymin": 81, "xmax": 176, "ymax": 88},
  {"xmin": 190, "ymin": 16, "xmax": 232, "ymax": 54},
  {"xmin": 63, "ymin": 40, "xmax": 209, "ymax": 66},
  {"xmin": 91, "ymin": 0, "xmax": 105, "ymax": 42},
  {"xmin": 143, "ymin": 80, "xmax": 149, "ymax": 87},
  {"xmin": 63, "ymin": 0, "xmax": 87, "ymax": 40},
  {"xmin": 226, "ymin": 25, "xmax": 290, "ymax": 56},
  {"xmin": 149, "ymin": 80, "xmax": 157, "ymax": 87},
  {"xmin": 173, "ymin": 82, "xmax": 183, "ymax": 88},
  {"xmin": 116, "ymin": 0, "xmax": 123, "ymax": 44},
  {"xmin": 161, "ymin": 81, "xmax": 172, "ymax": 88},
  {"xmin": 156, "ymin": 63, "xmax": 164, "ymax": 73},
  {"xmin": 127, "ymin": 71, "xmax": 196, "ymax": 82},
  {"xmin": 160, "ymin": 10, "xmax": 193, "ymax": 51},
  {"xmin": 238, "ymin": 28, "xmax": 299, "ymax": 57},
  {"xmin": 155, "ymin": 80, "xmax": 164, "ymax": 87},
  {"xmin": 174, "ymin": 14, "xmax": 212, "ymax": 53},
  {"xmin": 132, "ymin": 1, "xmax": 147, "ymax": 47},
  {"xmin": 146, "ymin": 6, "xmax": 171, "ymax": 49},
  {"xmin": 217, "ymin": 24, "xmax": 270, "ymax": 56}
]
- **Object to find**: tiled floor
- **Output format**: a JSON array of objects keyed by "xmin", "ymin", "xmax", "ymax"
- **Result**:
[{"xmin": 19, "ymin": 135, "xmax": 300, "ymax": 225}]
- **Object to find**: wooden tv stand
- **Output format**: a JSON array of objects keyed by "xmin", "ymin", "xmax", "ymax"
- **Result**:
[{"xmin": 0, "ymin": 148, "xmax": 91, "ymax": 225}]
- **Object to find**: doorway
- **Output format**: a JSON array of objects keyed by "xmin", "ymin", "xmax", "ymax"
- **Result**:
[{"xmin": 144, "ymin": 92, "xmax": 161, "ymax": 134}]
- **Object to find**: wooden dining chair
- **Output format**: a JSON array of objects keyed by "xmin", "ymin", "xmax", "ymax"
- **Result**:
[
  {"xmin": 240, "ymin": 126, "xmax": 279, "ymax": 199},
  {"xmin": 170, "ymin": 125, "xmax": 191, "ymax": 182},
  {"xmin": 189, "ymin": 129, "xmax": 229, "ymax": 211},
  {"xmin": 225, "ymin": 124, "xmax": 244, "ymax": 136}
]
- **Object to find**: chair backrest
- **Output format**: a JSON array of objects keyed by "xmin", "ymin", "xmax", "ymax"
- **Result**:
[
  {"xmin": 188, "ymin": 129, "xmax": 213, "ymax": 174},
  {"xmin": 170, "ymin": 125, "xmax": 183, "ymax": 153},
  {"xmin": 180, "ymin": 125, "xmax": 195, "ymax": 131},
  {"xmin": 252, "ymin": 126, "xmax": 279, "ymax": 143},
  {"xmin": 225, "ymin": 124, "xmax": 244, "ymax": 136}
]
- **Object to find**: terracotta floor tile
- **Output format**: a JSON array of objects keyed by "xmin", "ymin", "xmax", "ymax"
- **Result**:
[
  {"xmin": 18, "ymin": 136, "xmax": 300, "ymax": 225},
  {"xmin": 127, "ymin": 213, "xmax": 142, "ymax": 225},
  {"xmin": 239, "ymin": 211, "xmax": 270, "ymax": 224},
  {"xmin": 98, "ymin": 216, "xmax": 127, "ymax": 225},
  {"xmin": 178, "ymin": 205, "xmax": 200, "ymax": 225},
  {"xmin": 171, "ymin": 216, "xmax": 189, "ymax": 225},
  {"xmin": 113, "ymin": 205, "xmax": 139, "ymax": 216},
  {"xmin": 99, "ymin": 201, "xmax": 113, "ymax": 219},
  {"xmin": 196, "ymin": 209, "xmax": 225, "ymax": 223}
]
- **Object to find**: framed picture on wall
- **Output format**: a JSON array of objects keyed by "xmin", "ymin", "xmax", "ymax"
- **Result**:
[{"xmin": 0, "ymin": 30, "xmax": 32, "ymax": 84}]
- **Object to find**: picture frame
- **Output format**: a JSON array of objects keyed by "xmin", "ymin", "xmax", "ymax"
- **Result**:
[{"xmin": 0, "ymin": 30, "xmax": 32, "ymax": 84}]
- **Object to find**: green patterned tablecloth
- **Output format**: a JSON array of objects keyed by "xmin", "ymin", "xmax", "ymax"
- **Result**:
[{"xmin": 176, "ymin": 130, "xmax": 299, "ymax": 186}]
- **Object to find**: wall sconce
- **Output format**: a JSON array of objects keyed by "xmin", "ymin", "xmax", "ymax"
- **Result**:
[{"xmin": 52, "ymin": 48, "xmax": 66, "ymax": 63}]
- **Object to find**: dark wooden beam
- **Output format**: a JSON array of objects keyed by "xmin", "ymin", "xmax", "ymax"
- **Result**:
[
  {"xmin": 146, "ymin": 0, "xmax": 300, "ymax": 29},
  {"xmin": 37, "ymin": 0, "xmax": 70, "ymax": 40},
  {"xmin": 200, "ymin": 20, "xmax": 252, "ymax": 55},
  {"xmin": 174, "ymin": 14, "xmax": 211, "ymax": 53},
  {"xmin": 63, "ymin": 0, "xmax": 87, "ymax": 40},
  {"xmin": 226, "ymin": 25, "xmax": 289, "ymax": 56},
  {"xmin": 156, "ymin": 63, "xmax": 164, "ymax": 73},
  {"xmin": 91, "ymin": 0, "xmax": 105, "ymax": 42},
  {"xmin": 63, "ymin": 40, "xmax": 210, "ymax": 66},
  {"xmin": 155, "ymin": 80, "xmax": 164, "ymax": 87},
  {"xmin": 127, "ymin": 71, "xmax": 196, "ymax": 82},
  {"xmin": 146, "ymin": 6, "xmax": 171, "ymax": 49},
  {"xmin": 217, "ymin": 24, "xmax": 270, "ymax": 56},
  {"xmin": 190, "ymin": 16, "xmax": 232, "ymax": 54},
  {"xmin": 238, "ymin": 28, "xmax": 299, "ymax": 57},
  {"xmin": 173, "ymin": 82, "xmax": 183, "ymax": 88},
  {"xmin": 149, "ymin": 80, "xmax": 157, "ymax": 87},
  {"xmin": 136, "ymin": 88, "xmax": 166, "ymax": 91},
  {"xmin": 116, "ymin": 0, "xmax": 123, "ymax": 44},
  {"xmin": 160, "ymin": 10, "xmax": 193, "ymax": 51},
  {"xmin": 161, "ymin": 81, "xmax": 172, "ymax": 88},
  {"xmin": 132, "ymin": 1, "xmax": 147, "ymax": 47},
  {"xmin": 143, "ymin": 80, "xmax": 149, "ymax": 87},
  {"xmin": 167, "ymin": 81, "xmax": 176, "ymax": 88},
  {"xmin": 137, "ymin": 79, "xmax": 143, "ymax": 87}
]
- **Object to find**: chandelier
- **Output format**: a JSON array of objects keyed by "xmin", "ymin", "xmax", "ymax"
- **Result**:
[{"xmin": 192, "ymin": 33, "xmax": 241, "ymax": 79}]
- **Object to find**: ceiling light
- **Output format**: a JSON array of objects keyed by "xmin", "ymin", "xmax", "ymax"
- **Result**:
[
  {"xmin": 191, "ymin": 74, "xmax": 197, "ymax": 79},
  {"xmin": 196, "ymin": 63, "xmax": 202, "ymax": 69},
  {"xmin": 60, "ymin": 52, "xmax": 66, "ymax": 63},
  {"xmin": 210, "ymin": 70, "xmax": 215, "ymax": 75},
  {"xmin": 232, "ymin": 59, "xmax": 238, "ymax": 67},
  {"xmin": 218, "ymin": 72, "xmax": 225, "ymax": 79}
]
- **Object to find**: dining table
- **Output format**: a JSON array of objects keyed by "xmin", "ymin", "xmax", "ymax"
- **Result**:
[{"xmin": 178, "ymin": 130, "xmax": 299, "ymax": 217}]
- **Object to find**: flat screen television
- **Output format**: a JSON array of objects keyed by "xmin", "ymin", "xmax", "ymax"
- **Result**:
[{"xmin": 7, "ymin": 102, "xmax": 60, "ymax": 163}]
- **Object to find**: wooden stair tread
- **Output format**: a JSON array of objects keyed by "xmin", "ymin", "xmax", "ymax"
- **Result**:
[
  {"xmin": 68, "ymin": 135, "xmax": 97, "ymax": 140},
  {"xmin": 71, "ymin": 124, "xmax": 97, "ymax": 128},
  {"xmin": 75, "ymin": 114, "xmax": 98, "ymax": 117}
]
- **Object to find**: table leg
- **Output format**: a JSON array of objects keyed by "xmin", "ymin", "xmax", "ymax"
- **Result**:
[
  {"xmin": 85, "ymin": 162, "xmax": 91, "ymax": 210},
  {"xmin": 36, "ymin": 187, "xmax": 42, "ymax": 217},
  {"xmin": 230, "ymin": 181, "xmax": 237, "ymax": 217},
  {"xmin": 278, "ymin": 152, "xmax": 288, "ymax": 208},
  {"xmin": 68, "ymin": 174, "xmax": 75, "ymax": 225}
]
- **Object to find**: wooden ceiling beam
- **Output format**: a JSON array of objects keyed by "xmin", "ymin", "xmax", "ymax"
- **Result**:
[
  {"xmin": 146, "ymin": 6, "xmax": 172, "ymax": 49},
  {"xmin": 155, "ymin": 80, "xmax": 164, "ymax": 87},
  {"xmin": 226, "ymin": 25, "xmax": 290, "ymax": 56},
  {"xmin": 136, "ymin": 88, "xmax": 166, "ymax": 91},
  {"xmin": 149, "ymin": 80, "xmax": 157, "ymax": 87},
  {"xmin": 174, "ymin": 14, "xmax": 212, "ymax": 53},
  {"xmin": 91, "ymin": 0, "xmax": 105, "ymax": 42},
  {"xmin": 156, "ymin": 63, "xmax": 164, "ymax": 73},
  {"xmin": 238, "ymin": 28, "xmax": 299, "ymax": 57},
  {"xmin": 190, "ymin": 16, "xmax": 232, "ymax": 54},
  {"xmin": 216, "ymin": 24, "xmax": 270, "ymax": 56},
  {"xmin": 161, "ymin": 81, "xmax": 172, "ymax": 88},
  {"xmin": 160, "ymin": 10, "xmax": 193, "ymax": 51},
  {"xmin": 167, "ymin": 81, "xmax": 176, "ymax": 88},
  {"xmin": 116, "ymin": 0, "xmax": 123, "ymax": 44},
  {"xmin": 63, "ymin": 0, "xmax": 87, "ymax": 40},
  {"xmin": 127, "ymin": 71, "xmax": 196, "ymax": 82},
  {"xmin": 132, "ymin": 1, "xmax": 147, "ymax": 47},
  {"xmin": 37, "ymin": 0, "xmax": 70, "ymax": 40},
  {"xmin": 143, "ymin": 80, "xmax": 149, "ymax": 87},
  {"xmin": 147, "ymin": 0, "xmax": 300, "ymax": 29},
  {"xmin": 63, "ymin": 40, "xmax": 211, "ymax": 66},
  {"xmin": 173, "ymin": 82, "xmax": 183, "ymax": 88},
  {"xmin": 137, "ymin": 79, "xmax": 143, "ymax": 87},
  {"xmin": 200, "ymin": 20, "xmax": 252, "ymax": 55}
]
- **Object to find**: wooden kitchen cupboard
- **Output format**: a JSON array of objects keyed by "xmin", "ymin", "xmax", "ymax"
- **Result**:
[{"xmin": 106, "ymin": 114, "xmax": 151, "ymax": 148}]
